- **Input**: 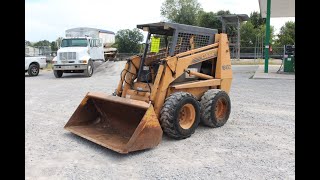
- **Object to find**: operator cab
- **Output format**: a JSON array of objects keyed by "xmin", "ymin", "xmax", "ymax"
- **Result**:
[{"xmin": 136, "ymin": 22, "xmax": 218, "ymax": 83}]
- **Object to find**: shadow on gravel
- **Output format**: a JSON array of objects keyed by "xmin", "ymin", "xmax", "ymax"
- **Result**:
[
  {"xmin": 63, "ymin": 133, "xmax": 154, "ymax": 158},
  {"xmin": 25, "ymin": 74, "xmax": 46, "ymax": 77},
  {"xmin": 56, "ymin": 74, "xmax": 91, "ymax": 78}
]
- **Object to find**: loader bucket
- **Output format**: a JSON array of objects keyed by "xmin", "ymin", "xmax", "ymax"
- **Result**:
[{"xmin": 64, "ymin": 92, "xmax": 163, "ymax": 154}]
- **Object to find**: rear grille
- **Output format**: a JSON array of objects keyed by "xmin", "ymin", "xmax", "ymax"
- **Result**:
[{"xmin": 59, "ymin": 52, "xmax": 76, "ymax": 60}]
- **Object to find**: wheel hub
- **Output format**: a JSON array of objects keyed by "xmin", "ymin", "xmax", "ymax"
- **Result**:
[
  {"xmin": 178, "ymin": 103, "xmax": 196, "ymax": 129},
  {"xmin": 215, "ymin": 98, "xmax": 227, "ymax": 120},
  {"xmin": 31, "ymin": 66, "xmax": 38, "ymax": 75}
]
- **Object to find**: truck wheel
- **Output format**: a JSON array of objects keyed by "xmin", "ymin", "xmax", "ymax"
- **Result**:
[
  {"xmin": 160, "ymin": 92, "xmax": 200, "ymax": 139},
  {"xmin": 104, "ymin": 55, "xmax": 108, "ymax": 62},
  {"xmin": 54, "ymin": 70, "xmax": 63, "ymax": 78},
  {"xmin": 84, "ymin": 60, "xmax": 93, "ymax": 77},
  {"xmin": 112, "ymin": 53, "xmax": 117, "ymax": 61},
  {"xmin": 28, "ymin": 64, "xmax": 39, "ymax": 76},
  {"xmin": 200, "ymin": 89, "xmax": 231, "ymax": 128}
]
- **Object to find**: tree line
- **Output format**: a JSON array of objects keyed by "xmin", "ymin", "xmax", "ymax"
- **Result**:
[
  {"xmin": 25, "ymin": 39, "xmax": 59, "ymax": 52},
  {"xmin": 161, "ymin": 0, "xmax": 294, "ymax": 49},
  {"xmin": 26, "ymin": 0, "xmax": 294, "ymax": 54}
]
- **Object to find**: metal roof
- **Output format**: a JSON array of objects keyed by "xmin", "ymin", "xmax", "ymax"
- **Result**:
[
  {"xmin": 65, "ymin": 27, "xmax": 115, "ymax": 34},
  {"xmin": 258, "ymin": 0, "xmax": 295, "ymax": 18},
  {"xmin": 218, "ymin": 14, "xmax": 250, "ymax": 23},
  {"xmin": 137, "ymin": 22, "xmax": 218, "ymax": 36}
]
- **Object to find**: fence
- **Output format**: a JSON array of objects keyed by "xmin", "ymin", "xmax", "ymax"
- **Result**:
[
  {"xmin": 229, "ymin": 46, "xmax": 284, "ymax": 60},
  {"xmin": 42, "ymin": 46, "xmax": 284, "ymax": 63},
  {"xmin": 25, "ymin": 45, "xmax": 57, "ymax": 63},
  {"xmin": 113, "ymin": 47, "xmax": 284, "ymax": 61}
]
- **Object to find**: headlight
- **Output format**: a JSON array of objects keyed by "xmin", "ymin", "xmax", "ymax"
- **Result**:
[{"xmin": 79, "ymin": 60, "xmax": 87, "ymax": 63}]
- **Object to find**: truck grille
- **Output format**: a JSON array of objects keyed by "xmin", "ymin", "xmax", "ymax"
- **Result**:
[{"xmin": 59, "ymin": 52, "xmax": 76, "ymax": 60}]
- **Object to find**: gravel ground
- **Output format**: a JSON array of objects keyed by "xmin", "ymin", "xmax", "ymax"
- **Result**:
[{"xmin": 25, "ymin": 62, "xmax": 295, "ymax": 179}]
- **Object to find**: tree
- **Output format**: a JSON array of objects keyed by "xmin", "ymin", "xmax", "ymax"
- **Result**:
[
  {"xmin": 197, "ymin": 10, "xmax": 232, "ymax": 32},
  {"xmin": 161, "ymin": 0, "xmax": 203, "ymax": 25},
  {"xmin": 275, "ymin": 21, "xmax": 295, "ymax": 46},
  {"xmin": 240, "ymin": 21, "xmax": 275, "ymax": 53},
  {"xmin": 33, "ymin": 40, "xmax": 51, "ymax": 47},
  {"xmin": 51, "ymin": 41, "xmax": 58, "ymax": 51},
  {"xmin": 197, "ymin": 11, "xmax": 219, "ymax": 29},
  {"xmin": 216, "ymin": 10, "xmax": 231, "ymax": 16},
  {"xmin": 25, "ymin": 40, "xmax": 32, "ymax": 46},
  {"xmin": 240, "ymin": 11, "xmax": 275, "ymax": 48},
  {"xmin": 115, "ymin": 28, "xmax": 144, "ymax": 53},
  {"xmin": 249, "ymin": 11, "xmax": 265, "ymax": 28},
  {"xmin": 240, "ymin": 21, "xmax": 257, "ymax": 47},
  {"xmin": 257, "ymin": 24, "xmax": 275, "ymax": 45},
  {"xmin": 33, "ymin": 40, "xmax": 51, "ymax": 55}
]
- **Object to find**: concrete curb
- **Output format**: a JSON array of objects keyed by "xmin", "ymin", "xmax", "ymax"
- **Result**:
[{"xmin": 252, "ymin": 65, "xmax": 295, "ymax": 80}]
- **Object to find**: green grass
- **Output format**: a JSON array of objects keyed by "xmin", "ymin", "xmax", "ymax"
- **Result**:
[{"xmin": 45, "ymin": 63, "xmax": 53, "ymax": 71}]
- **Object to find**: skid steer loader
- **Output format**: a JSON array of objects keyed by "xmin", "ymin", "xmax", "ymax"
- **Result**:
[{"xmin": 64, "ymin": 22, "xmax": 232, "ymax": 154}]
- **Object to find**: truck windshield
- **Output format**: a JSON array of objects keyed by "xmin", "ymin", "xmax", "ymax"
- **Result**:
[{"xmin": 61, "ymin": 39, "xmax": 88, "ymax": 47}]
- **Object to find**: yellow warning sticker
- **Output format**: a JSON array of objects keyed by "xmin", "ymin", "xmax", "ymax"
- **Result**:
[{"xmin": 150, "ymin": 36, "xmax": 160, "ymax": 53}]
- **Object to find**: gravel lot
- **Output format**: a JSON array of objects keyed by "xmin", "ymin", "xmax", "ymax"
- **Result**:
[{"xmin": 25, "ymin": 62, "xmax": 295, "ymax": 179}]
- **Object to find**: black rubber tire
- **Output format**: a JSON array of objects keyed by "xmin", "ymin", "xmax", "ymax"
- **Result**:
[
  {"xmin": 160, "ymin": 92, "xmax": 200, "ymax": 139},
  {"xmin": 28, "ymin": 64, "xmax": 39, "ymax": 76},
  {"xmin": 104, "ymin": 54, "xmax": 109, "ymax": 62},
  {"xmin": 200, "ymin": 89, "xmax": 231, "ymax": 128},
  {"xmin": 53, "ymin": 70, "xmax": 63, "ymax": 78},
  {"xmin": 84, "ymin": 60, "xmax": 93, "ymax": 77},
  {"xmin": 112, "ymin": 53, "xmax": 117, "ymax": 61}
]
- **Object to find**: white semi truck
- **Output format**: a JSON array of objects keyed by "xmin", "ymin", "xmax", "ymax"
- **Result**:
[{"xmin": 52, "ymin": 27, "xmax": 117, "ymax": 78}]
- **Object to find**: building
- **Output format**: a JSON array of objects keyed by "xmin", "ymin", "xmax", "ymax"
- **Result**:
[{"xmin": 25, "ymin": 45, "xmax": 40, "ymax": 56}]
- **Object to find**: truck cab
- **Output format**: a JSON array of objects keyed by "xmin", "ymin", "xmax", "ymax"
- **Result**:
[{"xmin": 52, "ymin": 37, "xmax": 104, "ymax": 78}]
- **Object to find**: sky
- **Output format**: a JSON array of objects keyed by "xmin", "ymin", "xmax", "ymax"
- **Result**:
[{"xmin": 25, "ymin": 0, "xmax": 295, "ymax": 42}]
